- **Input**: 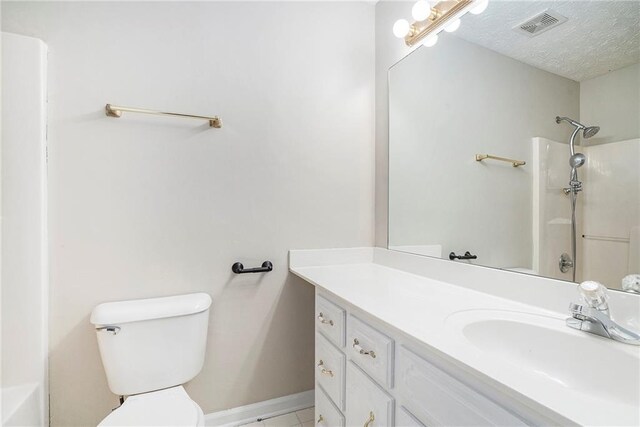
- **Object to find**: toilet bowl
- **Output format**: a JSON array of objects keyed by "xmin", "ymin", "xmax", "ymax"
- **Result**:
[
  {"xmin": 98, "ymin": 386, "xmax": 204, "ymax": 427},
  {"xmin": 91, "ymin": 293, "xmax": 212, "ymax": 427}
]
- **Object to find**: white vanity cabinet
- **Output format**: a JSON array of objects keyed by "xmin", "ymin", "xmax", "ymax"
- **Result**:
[
  {"xmin": 395, "ymin": 406, "xmax": 424, "ymax": 427},
  {"xmin": 317, "ymin": 295, "xmax": 346, "ymax": 348},
  {"xmin": 316, "ymin": 333, "xmax": 346, "ymax": 410},
  {"xmin": 396, "ymin": 346, "xmax": 527, "ymax": 426},
  {"xmin": 347, "ymin": 316, "xmax": 394, "ymax": 389},
  {"xmin": 314, "ymin": 291, "xmax": 534, "ymax": 427},
  {"xmin": 316, "ymin": 386, "xmax": 345, "ymax": 427},
  {"xmin": 346, "ymin": 362, "xmax": 394, "ymax": 427}
]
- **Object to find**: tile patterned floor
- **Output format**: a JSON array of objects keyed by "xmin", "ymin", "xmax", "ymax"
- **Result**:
[{"xmin": 239, "ymin": 407, "xmax": 315, "ymax": 427}]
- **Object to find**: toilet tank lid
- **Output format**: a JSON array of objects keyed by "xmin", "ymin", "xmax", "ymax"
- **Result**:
[{"xmin": 90, "ymin": 293, "xmax": 212, "ymax": 326}]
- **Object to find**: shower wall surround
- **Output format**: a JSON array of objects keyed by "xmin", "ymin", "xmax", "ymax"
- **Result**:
[
  {"xmin": 1, "ymin": 32, "xmax": 49, "ymax": 426},
  {"xmin": 532, "ymin": 137, "xmax": 575, "ymax": 282},
  {"xmin": 1, "ymin": 2, "xmax": 375, "ymax": 426},
  {"xmin": 581, "ymin": 139, "xmax": 640, "ymax": 289}
]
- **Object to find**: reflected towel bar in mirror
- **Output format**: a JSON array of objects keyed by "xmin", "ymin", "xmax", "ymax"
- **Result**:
[
  {"xmin": 475, "ymin": 154, "xmax": 526, "ymax": 167},
  {"xmin": 105, "ymin": 104, "xmax": 222, "ymax": 128},
  {"xmin": 449, "ymin": 251, "xmax": 478, "ymax": 260}
]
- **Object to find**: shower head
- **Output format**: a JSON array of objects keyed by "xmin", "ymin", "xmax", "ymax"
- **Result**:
[
  {"xmin": 583, "ymin": 126, "xmax": 600, "ymax": 139},
  {"xmin": 556, "ymin": 116, "xmax": 600, "ymax": 139},
  {"xmin": 556, "ymin": 116, "xmax": 600, "ymax": 155},
  {"xmin": 569, "ymin": 153, "xmax": 586, "ymax": 169}
]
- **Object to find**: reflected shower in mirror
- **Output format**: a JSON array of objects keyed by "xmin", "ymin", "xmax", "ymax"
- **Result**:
[{"xmin": 388, "ymin": 0, "xmax": 640, "ymax": 291}]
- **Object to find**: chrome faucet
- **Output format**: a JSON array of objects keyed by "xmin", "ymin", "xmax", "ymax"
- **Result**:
[{"xmin": 566, "ymin": 281, "xmax": 640, "ymax": 345}]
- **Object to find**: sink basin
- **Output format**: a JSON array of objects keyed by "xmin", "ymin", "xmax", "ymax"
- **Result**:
[{"xmin": 446, "ymin": 310, "xmax": 640, "ymax": 406}]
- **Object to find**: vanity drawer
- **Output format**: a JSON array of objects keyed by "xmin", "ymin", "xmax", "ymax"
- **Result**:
[
  {"xmin": 396, "ymin": 346, "xmax": 527, "ymax": 427},
  {"xmin": 316, "ymin": 294, "xmax": 346, "ymax": 347},
  {"xmin": 316, "ymin": 385, "xmax": 345, "ymax": 427},
  {"xmin": 346, "ymin": 362, "xmax": 394, "ymax": 427},
  {"xmin": 396, "ymin": 406, "xmax": 426, "ymax": 427},
  {"xmin": 347, "ymin": 315, "xmax": 394, "ymax": 388},
  {"xmin": 316, "ymin": 332, "xmax": 346, "ymax": 410}
]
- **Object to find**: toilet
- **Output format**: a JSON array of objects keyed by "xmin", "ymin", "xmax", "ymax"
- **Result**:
[{"xmin": 90, "ymin": 293, "xmax": 212, "ymax": 426}]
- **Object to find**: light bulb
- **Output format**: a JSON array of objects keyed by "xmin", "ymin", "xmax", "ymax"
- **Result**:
[
  {"xmin": 422, "ymin": 34, "xmax": 438, "ymax": 47},
  {"xmin": 444, "ymin": 19, "xmax": 461, "ymax": 32},
  {"xmin": 470, "ymin": 0, "xmax": 489, "ymax": 15},
  {"xmin": 393, "ymin": 19, "xmax": 411, "ymax": 38},
  {"xmin": 412, "ymin": 0, "xmax": 432, "ymax": 21}
]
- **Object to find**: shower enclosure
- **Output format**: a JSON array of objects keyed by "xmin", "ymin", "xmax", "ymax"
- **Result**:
[{"xmin": 533, "ymin": 133, "xmax": 640, "ymax": 289}]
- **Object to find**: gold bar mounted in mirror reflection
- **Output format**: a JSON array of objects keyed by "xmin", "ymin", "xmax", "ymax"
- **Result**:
[
  {"xmin": 105, "ymin": 104, "xmax": 222, "ymax": 128},
  {"xmin": 475, "ymin": 154, "xmax": 526, "ymax": 167}
]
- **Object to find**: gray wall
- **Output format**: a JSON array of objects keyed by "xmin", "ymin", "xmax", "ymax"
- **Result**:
[
  {"xmin": 2, "ymin": 2, "xmax": 375, "ymax": 425},
  {"xmin": 580, "ymin": 63, "xmax": 640, "ymax": 145}
]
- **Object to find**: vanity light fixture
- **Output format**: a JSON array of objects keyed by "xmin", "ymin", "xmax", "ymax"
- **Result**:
[{"xmin": 393, "ymin": 0, "xmax": 489, "ymax": 48}]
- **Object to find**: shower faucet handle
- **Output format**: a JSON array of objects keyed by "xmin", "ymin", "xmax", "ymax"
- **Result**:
[{"xmin": 563, "ymin": 183, "xmax": 582, "ymax": 195}]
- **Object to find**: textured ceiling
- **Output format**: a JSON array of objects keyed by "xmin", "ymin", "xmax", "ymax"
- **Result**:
[{"xmin": 454, "ymin": 0, "xmax": 640, "ymax": 81}]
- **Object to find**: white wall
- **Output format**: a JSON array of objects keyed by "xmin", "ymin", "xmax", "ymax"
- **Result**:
[
  {"xmin": 387, "ymin": 34, "xmax": 579, "ymax": 270},
  {"xmin": 580, "ymin": 63, "xmax": 640, "ymax": 145},
  {"xmin": 375, "ymin": 1, "xmax": 414, "ymax": 247},
  {"xmin": 1, "ymin": 32, "xmax": 49, "ymax": 425},
  {"xmin": 1, "ymin": 2, "xmax": 375, "ymax": 426}
]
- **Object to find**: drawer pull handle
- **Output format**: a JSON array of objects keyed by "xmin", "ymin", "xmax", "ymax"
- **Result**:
[
  {"xmin": 317, "ymin": 415, "xmax": 324, "ymax": 424},
  {"xmin": 363, "ymin": 411, "xmax": 375, "ymax": 427},
  {"xmin": 317, "ymin": 360, "xmax": 334, "ymax": 377},
  {"xmin": 353, "ymin": 338, "xmax": 376, "ymax": 358},
  {"xmin": 317, "ymin": 312, "xmax": 334, "ymax": 326}
]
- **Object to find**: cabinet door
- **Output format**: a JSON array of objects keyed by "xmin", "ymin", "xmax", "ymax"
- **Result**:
[
  {"xmin": 396, "ymin": 346, "xmax": 527, "ymax": 427},
  {"xmin": 346, "ymin": 362, "xmax": 394, "ymax": 427},
  {"xmin": 316, "ymin": 385, "xmax": 345, "ymax": 427},
  {"xmin": 347, "ymin": 315, "xmax": 394, "ymax": 388},
  {"xmin": 316, "ymin": 333, "xmax": 346, "ymax": 410},
  {"xmin": 317, "ymin": 294, "xmax": 346, "ymax": 348}
]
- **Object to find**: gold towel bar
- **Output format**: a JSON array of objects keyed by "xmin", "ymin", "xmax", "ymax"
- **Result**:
[
  {"xmin": 105, "ymin": 104, "xmax": 222, "ymax": 128},
  {"xmin": 475, "ymin": 154, "xmax": 525, "ymax": 167}
]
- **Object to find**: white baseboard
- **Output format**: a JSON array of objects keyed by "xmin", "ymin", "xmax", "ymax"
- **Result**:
[{"xmin": 205, "ymin": 390, "xmax": 314, "ymax": 427}]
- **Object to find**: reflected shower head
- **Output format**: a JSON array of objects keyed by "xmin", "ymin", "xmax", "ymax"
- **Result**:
[
  {"xmin": 583, "ymin": 126, "xmax": 600, "ymax": 139},
  {"xmin": 556, "ymin": 116, "xmax": 600, "ymax": 139},
  {"xmin": 556, "ymin": 116, "xmax": 600, "ymax": 156}
]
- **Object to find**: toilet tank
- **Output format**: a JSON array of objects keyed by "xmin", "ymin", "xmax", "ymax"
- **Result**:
[{"xmin": 90, "ymin": 293, "xmax": 212, "ymax": 396}]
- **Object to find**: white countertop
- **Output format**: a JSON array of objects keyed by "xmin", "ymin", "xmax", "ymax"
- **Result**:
[{"xmin": 289, "ymin": 247, "xmax": 640, "ymax": 427}]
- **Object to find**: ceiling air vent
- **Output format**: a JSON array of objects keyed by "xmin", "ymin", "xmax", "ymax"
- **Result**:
[{"xmin": 513, "ymin": 9, "xmax": 568, "ymax": 37}]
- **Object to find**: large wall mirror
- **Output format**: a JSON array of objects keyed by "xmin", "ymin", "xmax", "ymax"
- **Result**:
[{"xmin": 388, "ymin": 1, "xmax": 640, "ymax": 291}]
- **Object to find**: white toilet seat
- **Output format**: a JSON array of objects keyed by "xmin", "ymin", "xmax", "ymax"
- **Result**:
[{"xmin": 98, "ymin": 386, "xmax": 204, "ymax": 427}]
